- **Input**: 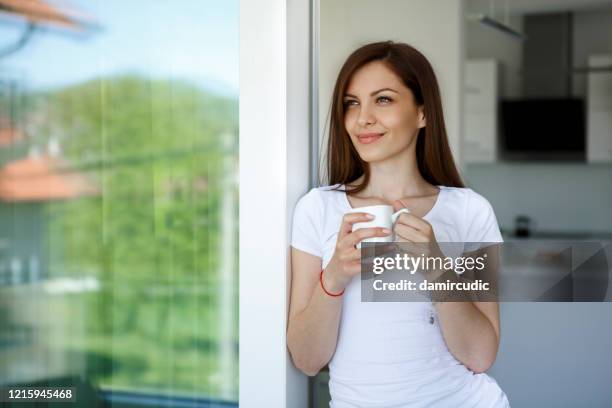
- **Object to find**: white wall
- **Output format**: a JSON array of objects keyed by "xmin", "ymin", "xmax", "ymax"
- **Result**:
[
  {"xmin": 239, "ymin": 0, "xmax": 310, "ymax": 407},
  {"xmin": 464, "ymin": 163, "xmax": 612, "ymax": 233},
  {"xmin": 319, "ymin": 0, "xmax": 465, "ymax": 179},
  {"xmin": 490, "ymin": 302, "xmax": 612, "ymax": 407}
]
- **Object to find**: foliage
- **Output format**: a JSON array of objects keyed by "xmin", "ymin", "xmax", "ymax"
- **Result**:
[{"xmin": 16, "ymin": 75, "xmax": 239, "ymax": 399}]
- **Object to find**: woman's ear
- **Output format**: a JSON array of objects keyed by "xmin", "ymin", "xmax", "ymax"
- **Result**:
[{"xmin": 417, "ymin": 106, "xmax": 426, "ymax": 129}]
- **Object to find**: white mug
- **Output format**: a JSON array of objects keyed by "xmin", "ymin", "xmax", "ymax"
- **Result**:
[{"xmin": 346, "ymin": 205, "xmax": 410, "ymax": 248}]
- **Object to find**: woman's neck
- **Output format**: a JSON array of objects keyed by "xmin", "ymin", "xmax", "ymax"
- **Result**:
[{"xmin": 351, "ymin": 149, "xmax": 436, "ymax": 202}]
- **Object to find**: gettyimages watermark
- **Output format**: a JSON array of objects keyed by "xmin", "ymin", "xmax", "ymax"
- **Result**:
[{"xmin": 360, "ymin": 241, "xmax": 612, "ymax": 302}]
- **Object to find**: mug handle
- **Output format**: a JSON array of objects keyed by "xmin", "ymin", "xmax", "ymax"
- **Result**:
[{"xmin": 391, "ymin": 208, "xmax": 410, "ymax": 224}]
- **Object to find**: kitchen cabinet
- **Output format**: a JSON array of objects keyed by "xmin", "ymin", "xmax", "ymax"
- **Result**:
[
  {"xmin": 464, "ymin": 59, "xmax": 498, "ymax": 163},
  {"xmin": 587, "ymin": 54, "xmax": 612, "ymax": 163}
]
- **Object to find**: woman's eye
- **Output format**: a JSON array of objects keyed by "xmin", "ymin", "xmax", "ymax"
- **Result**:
[
  {"xmin": 343, "ymin": 100, "xmax": 357, "ymax": 108},
  {"xmin": 377, "ymin": 96, "xmax": 392, "ymax": 104}
]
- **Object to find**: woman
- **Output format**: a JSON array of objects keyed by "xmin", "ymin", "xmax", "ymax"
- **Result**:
[{"xmin": 287, "ymin": 41, "xmax": 510, "ymax": 407}]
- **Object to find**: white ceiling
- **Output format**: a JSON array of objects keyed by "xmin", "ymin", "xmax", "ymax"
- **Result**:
[{"xmin": 466, "ymin": 0, "xmax": 612, "ymax": 15}]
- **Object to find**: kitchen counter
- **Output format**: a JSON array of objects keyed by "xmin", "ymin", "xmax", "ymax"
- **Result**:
[
  {"xmin": 495, "ymin": 233, "xmax": 611, "ymax": 302},
  {"xmin": 501, "ymin": 230, "xmax": 612, "ymax": 241}
]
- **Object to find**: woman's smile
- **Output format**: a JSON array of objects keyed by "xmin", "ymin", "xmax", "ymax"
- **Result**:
[{"xmin": 357, "ymin": 132, "xmax": 386, "ymax": 144}]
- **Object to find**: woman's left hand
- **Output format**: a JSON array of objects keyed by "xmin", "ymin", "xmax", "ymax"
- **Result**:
[{"xmin": 392, "ymin": 200, "xmax": 443, "ymax": 260}]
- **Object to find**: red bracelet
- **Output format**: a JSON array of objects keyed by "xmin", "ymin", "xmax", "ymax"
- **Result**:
[{"xmin": 320, "ymin": 270, "xmax": 345, "ymax": 297}]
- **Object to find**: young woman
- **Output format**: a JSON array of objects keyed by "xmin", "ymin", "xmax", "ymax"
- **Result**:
[{"xmin": 287, "ymin": 41, "xmax": 510, "ymax": 407}]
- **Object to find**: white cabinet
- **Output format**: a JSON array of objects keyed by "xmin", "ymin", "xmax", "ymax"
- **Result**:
[
  {"xmin": 587, "ymin": 55, "xmax": 612, "ymax": 163},
  {"xmin": 464, "ymin": 59, "xmax": 498, "ymax": 163}
]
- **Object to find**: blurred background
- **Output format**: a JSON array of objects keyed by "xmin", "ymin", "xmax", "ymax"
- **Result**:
[
  {"xmin": 464, "ymin": 0, "xmax": 612, "ymax": 237},
  {"xmin": 0, "ymin": 0, "xmax": 238, "ymax": 406},
  {"xmin": 314, "ymin": 0, "xmax": 612, "ymax": 407}
]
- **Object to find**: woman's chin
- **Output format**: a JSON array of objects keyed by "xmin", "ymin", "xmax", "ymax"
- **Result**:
[
  {"xmin": 358, "ymin": 152, "xmax": 391, "ymax": 164},
  {"xmin": 358, "ymin": 144, "xmax": 414, "ymax": 164}
]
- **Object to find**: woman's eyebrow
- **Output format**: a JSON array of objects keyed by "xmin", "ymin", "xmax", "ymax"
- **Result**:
[{"xmin": 344, "ymin": 87, "xmax": 399, "ymax": 98}]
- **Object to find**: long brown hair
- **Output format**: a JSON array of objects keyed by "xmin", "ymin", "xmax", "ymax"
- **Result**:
[{"xmin": 324, "ymin": 40, "xmax": 464, "ymax": 193}]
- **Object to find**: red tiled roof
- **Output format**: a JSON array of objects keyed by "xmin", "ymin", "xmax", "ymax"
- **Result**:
[
  {"xmin": 0, "ymin": 0, "xmax": 96, "ymax": 31},
  {"xmin": 0, "ymin": 155, "xmax": 99, "ymax": 202},
  {"xmin": 0, "ymin": 128, "xmax": 25, "ymax": 146}
]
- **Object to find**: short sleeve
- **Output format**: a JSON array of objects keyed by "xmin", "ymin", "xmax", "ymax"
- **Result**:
[
  {"xmin": 463, "ymin": 189, "xmax": 503, "ymax": 252},
  {"xmin": 291, "ymin": 188, "xmax": 323, "ymax": 258}
]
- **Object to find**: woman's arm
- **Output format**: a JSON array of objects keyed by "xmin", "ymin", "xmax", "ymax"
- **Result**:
[
  {"xmin": 434, "ymin": 300, "xmax": 500, "ymax": 373},
  {"xmin": 434, "ymin": 246, "xmax": 501, "ymax": 373},
  {"xmin": 287, "ymin": 213, "xmax": 391, "ymax": 376},
  {"xmin": 286, "ymin": 248, "xmax": 343, "ymax": 376},
  {"xmin": 435, "ymin": 245, "xmax": 500, "ymax": 373},
  {"xmin": 393, "ymin": 209, "xmax": 501, "ymax": 373}
]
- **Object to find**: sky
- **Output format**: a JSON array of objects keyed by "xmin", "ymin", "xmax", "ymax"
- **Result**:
[{"xmin": 0, "ymin": 0, "xmax": 239, "ymax": 96}]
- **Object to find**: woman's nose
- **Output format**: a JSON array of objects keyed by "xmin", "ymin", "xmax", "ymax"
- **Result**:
[{"xmin": 357, "ymin": 107, "xmax": 376, "ymax": 127}]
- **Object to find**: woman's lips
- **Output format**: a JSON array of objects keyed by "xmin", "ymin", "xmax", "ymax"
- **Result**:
[{"xmin": 357, "ymin": 132, "xmax": 385, "ymax": 144}]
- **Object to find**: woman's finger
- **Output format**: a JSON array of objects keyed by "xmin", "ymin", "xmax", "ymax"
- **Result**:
[
  {"xmin": 395, "ymin": 212, "xmax": 432, "ymax": 233},
  {"xmin": 338, "ymin": 213, "xmax": 375, "ymax": 239},
  {"xmin": 394, "ymin": 223, "xmax": 428, "ymax": 242},
  {"xmin": 344, "ymin": 227, "xmax": 391, "ymax": 248}
]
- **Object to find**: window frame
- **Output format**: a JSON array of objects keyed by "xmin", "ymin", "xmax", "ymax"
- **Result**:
[{"xmin": 239, "ymin": 0, "xmax": 314, "ymax": 407}]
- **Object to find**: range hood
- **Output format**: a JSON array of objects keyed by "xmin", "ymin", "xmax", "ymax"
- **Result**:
[
  {"xmin": 522, "ymin": 12, "xmax": 573, "ymax": 98},
  {"xmin": 501, "ymin": 12, "xmax": 586, "ymax": 162}
]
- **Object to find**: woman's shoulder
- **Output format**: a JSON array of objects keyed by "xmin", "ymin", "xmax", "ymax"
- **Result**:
[
  {"xmin": 299, "ymin": 183, "xmax": 345, "ymax": 201},
  {"xmin": 439, "ymin": 185, "xmax": 501, "ymax": 242},
  {"xmin": 439, "ymin": 185, "xmax": 494, "ymax": 211},
  {"xmin": 294, "ymin": 184, "xmax": 345, "ymax": 212}
]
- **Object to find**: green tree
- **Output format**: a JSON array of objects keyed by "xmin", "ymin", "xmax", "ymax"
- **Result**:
[{"xmin": 27, "ymin": 75, "xmax": 238, "ymax": 397}]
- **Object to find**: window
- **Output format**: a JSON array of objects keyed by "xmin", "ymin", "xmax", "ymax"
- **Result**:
[{"xmin": 0, "ymin": 1, "xmax": 238, "ymax": 405}]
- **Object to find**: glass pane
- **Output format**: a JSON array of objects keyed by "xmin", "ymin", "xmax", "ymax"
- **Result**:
[{"xmin": 0, "ymin": 1, "xmax": 238, "ymax": 405}]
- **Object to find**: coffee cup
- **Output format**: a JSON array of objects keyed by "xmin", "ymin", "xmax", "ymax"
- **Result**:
[{"xmin": 346, "ymin": 205, "xmax": 410, "ymax": 248}]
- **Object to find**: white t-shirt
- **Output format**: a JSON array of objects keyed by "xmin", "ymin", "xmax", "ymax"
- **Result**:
[{"xmin": 291, "ymin": 184, "xmax": 510, "ymax": 408}]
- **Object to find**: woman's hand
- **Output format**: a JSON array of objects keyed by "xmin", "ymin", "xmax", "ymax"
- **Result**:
[
  {"xmin": 323, "ymin": 212, "xmax": 391, "ymax": 293},
  {"xmin": 392, "ymin": 200, "xmax": 449, "ymax": 284},
  {"xmin": 392, "ymin": 200, "xmax": 443, "ymax": 259}
]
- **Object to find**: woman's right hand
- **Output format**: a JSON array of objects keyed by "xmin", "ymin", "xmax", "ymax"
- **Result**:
[{"xmin": 322, "ymin": 213, "xmax": 391, "ymax": 293}]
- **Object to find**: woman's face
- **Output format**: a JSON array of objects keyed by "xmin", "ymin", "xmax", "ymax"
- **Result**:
[{"xmin": 343, "ymin": 60, "xmax": 425, "ymax": 163}]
